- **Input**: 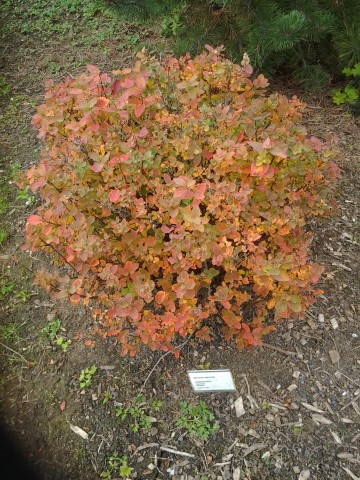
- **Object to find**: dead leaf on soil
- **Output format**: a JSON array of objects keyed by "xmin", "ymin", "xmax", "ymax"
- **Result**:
[
  {"xmin": 234, "ymin": 396, "xmax": 245, "ymax": 417},
  {"xmin": 69, "ymin": 424, "xmax": 88, "ymax": 440},
  {"xmin": 60, "ymin": 400, "xmax": 66, "ymax": 412},
  {"xmin": 301, "ymin": 402, "xmax": 324, "ymax": 414},
  {"xmin": 243, "ymin": 443, "xmax": 266, "ymax": 457},
  {"xmin": 311, "ymin": 414, "xmax": 333, "ymax": 425}
]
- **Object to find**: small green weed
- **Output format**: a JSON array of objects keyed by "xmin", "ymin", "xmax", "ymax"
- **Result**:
[
  {"xmin": 0, "ymin": 228, "xmax": 9, "ymax": 245},
  {"xmin": 103, "ymin": 391, "xmax": 111, "ymax": 404},
  {"xmin": 55, "ymin": 335, "xmax": 71, "ymax": 352},
  {"xmin": 176, "ymin": 401, "xmax": 218, "ymax": 441},
  {"xmin": 0, "ymin": 322, "xmax": 22, "ymax": 341},
  {"xmin": 0, "ymin": 277, "xmax": 15, "ymax": 300},
  {"xmin": 115, "ymin": 394, "xmax": 162, "ymax": 433},
  {"xmin": 0, "ymin": 76, "xmax": 11, "ymax": 96},
  {"xmin": 42, "ymin": 319, "xmax": 61, "ymax": 341},
  {"xmin": 44, "ymin": 390, "xmax": 56, "ymax": 406},
  {"xmin": 101, "ymin": 452, "xmax": 133, "ymax": 479},
  {"xmin": 42, "ymin": 319, "xmax": 71, "ymax": 351},
  {"xmin": 16, "ymin": 186, "xmax": 36, "ymax": 206},
  {"xmin": 159, "ymin": 2, "xmax": 187, "ymax": 37},
  {"xmin": 79, "ymin": 364, "xmax": 97, "ymax": 388},
  {"xmin": 332, "ymin": 63, "xmax": 360, "ymax": 106}
]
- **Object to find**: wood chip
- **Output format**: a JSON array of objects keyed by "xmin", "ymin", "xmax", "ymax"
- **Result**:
[
  {"xmin": 160, "ymin": 446, "xmax": 195, "ymax": 458},
  {"xmin": 301, "ymin": 402, "xmax": 324, "ymax": 414},
  {"xmin": 329, "ymin": 350, "xmax": 340, "ymax": 364},
  {"xmin": 69, "ymin": 424, "xmax": 88, "ymax": 440},
  {"xmin": 352, "ymin": 402, "xmax": 360, "ymax": 416},
  {"xmin": 332, "ymin": 262, "xmax": 352, "ymax": 272},
  {"xmin": 136, "ymin": 443, "xmax": 159, "ymax": 452},
  {"xmin": 234, "ymin": 396, "xmax": 245, "ymax": 418},
  {"xmin": 233, "ymin": 467, "xmax": 241, "ymax": 480},
  {"xmin": 311, "ymin": 414, "xmax": 333, "ymax": 425},
  {"xmin": 330, "ymin": 431, "xmax": 342, "ymax": 444},
  {"xmin": 338, "ymin": 453, "xmax": 354, "ymax": 460},
  {"xmin": 243, "ymin": 443, "xmax": 266, "ymax": 457},
  {"xmin": 330, "ymin": 317, "xmax": 339, "ymax": 330},
  {"xmin": 288, "ymin": 384, "xmax": 298, "ymax": 392},
  {"xmin": 342, "ymin": 467, "xmax": 360, "ymax": 480},
  {"xmin": 341, "ymin": 418, "xmax": 354, "ymax": 424}
]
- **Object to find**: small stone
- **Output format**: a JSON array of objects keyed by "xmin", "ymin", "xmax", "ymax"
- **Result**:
[
  {"xmin": 275, "ymin": 416, "xmax": 281, "ymax": 428},
  {"xmin": 299, "ymin": 470, "xmax": 311, "ymax": 480},
  {"xmin": 293, "ymin": 371, "xmax": 301, "ymax": 379},
  {"xmin": 318, "ymin": 313, "xmax": 325, "ymax": 323},
  {"xmin": 288, "ymin": 384, "xmax": 298, "ymax": 392},
  {"xmin": 293, "ymin": 466, "xmax": 301, "ymax": 474}
]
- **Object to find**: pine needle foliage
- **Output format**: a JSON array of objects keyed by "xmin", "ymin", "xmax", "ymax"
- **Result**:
[{"xmin": 106, "ymin": 0, "xmax": 360, "ymax": 90}]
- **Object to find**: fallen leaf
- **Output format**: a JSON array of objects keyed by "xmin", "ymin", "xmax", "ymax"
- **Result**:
[
  {"xmin": 243, "ymin": 443, "xmax": 266, "ymax": 457},
  {"xmin": 234, "ymin": 396, "xmax": 245, "ymax": 418},
  {"xmin": 301, "ymin": 402, "xmax": 324, "ymax": 414},
  {"xmin": 60, "ymin": 400, "xmax": 66, "ymax": 412},
  {"xmin": 311, "ymin": 413, "xmax": 333, "ymax": 425}
]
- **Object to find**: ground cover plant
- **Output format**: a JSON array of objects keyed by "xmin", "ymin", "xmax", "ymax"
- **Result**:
[{"xmin": 19, "ymin": 47, "xmax": 340, "ymax": 357}]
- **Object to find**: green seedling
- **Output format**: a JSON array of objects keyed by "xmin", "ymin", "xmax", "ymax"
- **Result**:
[
  {"xmin": 115, "ymin": 394, "xmax": 162, "ymax": 433},
  {"xmin": 101, "ymin": 452, "xmax": 133, "ymax": 479},
  {"xmin": 79, "ymin": 364, "xmax": 97, "ymax": 388},
  {"xmin": 42, "ymin": 319, "xmax": 61, "ymax": 341},
  {"xmin": 103, "ymin": 391, "xmax": 111, "ymax": 404},
  {"xmin": 0, "ymin": 228, "xmax": 8, "ymax": 245},
  {"xmin": 0, "ymin": 277, "xmax": 15, "ymax": 300},
  {"xmin": 176, "ymin": 401, "xmax": 219, "ymax": 440},
  {"xmin": 16, "ymin": 186, "xmax": 36, "ymax": 205},
  {"xmin": 56, "ymin": 336, "xmax": 71, "ymax": 352},
  {"xmin": 42, "ymin": 319, "xmax": 71, "ymax": 351}
]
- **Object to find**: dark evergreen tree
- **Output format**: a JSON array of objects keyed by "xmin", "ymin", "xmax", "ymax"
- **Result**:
[{"xmin": 106, "ymin": 0, "xmax": 360, "ymax": 89}]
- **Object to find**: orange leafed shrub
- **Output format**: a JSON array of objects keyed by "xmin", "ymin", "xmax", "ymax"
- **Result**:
[{"xmin": 20, "ymin": 46, "xmax": 340, "ymax": 356}]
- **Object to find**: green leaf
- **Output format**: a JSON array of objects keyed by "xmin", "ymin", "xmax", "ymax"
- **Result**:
[
  {"xmin": 331, "ymin": 90, "xmax": 347, "ymax": 105},
  {"xmin": 344, "ymin": 85, "xmax": 359, "ymax": 103}
]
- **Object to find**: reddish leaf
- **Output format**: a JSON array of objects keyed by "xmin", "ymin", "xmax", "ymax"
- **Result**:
[
  {"xmin": 109, "ymin": 189, "xmax": 121, "ymax": 203},
  {"xmin": 27, "ymin": 214, "xmax": 43, "ymax": 225}
]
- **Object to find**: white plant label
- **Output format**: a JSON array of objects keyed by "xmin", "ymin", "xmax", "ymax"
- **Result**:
[{"xmin": 187, "ymin": 369, "xmax": 236, "ymax": 392}]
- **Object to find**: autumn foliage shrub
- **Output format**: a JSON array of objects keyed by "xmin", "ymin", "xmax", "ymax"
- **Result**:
[{"xmin": 20, "ymin": 46, "xmax": 340, "ymax": 356}]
